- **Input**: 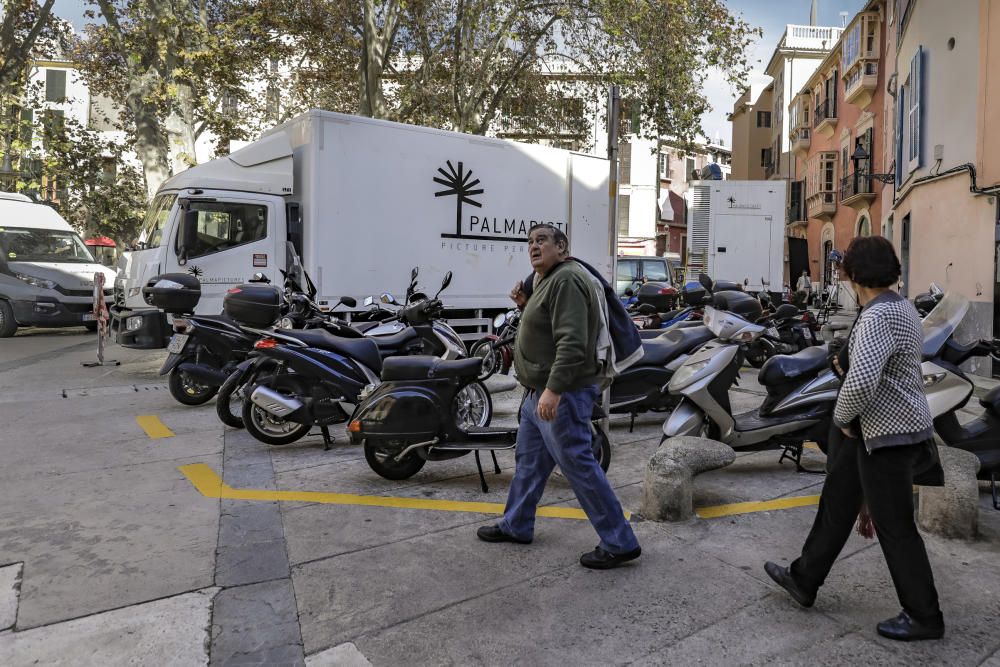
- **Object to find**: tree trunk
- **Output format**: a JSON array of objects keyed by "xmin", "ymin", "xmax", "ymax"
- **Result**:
[
  {"xmin": 126, "ymin": 73, "xmax": 171, "ymax": 199},
  {"xmin": 163, "ymin": 81, "xmax": 198, "ymax": 173},
  {"xmin": 359, "ymin": 0, "xmax": 400, "ymax": 118}
]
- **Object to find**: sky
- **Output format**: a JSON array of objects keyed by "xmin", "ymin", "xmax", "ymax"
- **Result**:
[
  {"xmin": 51, "ymin": 0, "xmax": 866, "ymax": 146},
  {"xmin": 702, "ymin": 0, "xmax": 868, "ymax": 145}
]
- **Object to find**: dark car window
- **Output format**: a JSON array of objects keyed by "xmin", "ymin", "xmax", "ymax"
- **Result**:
[{"xmin": 642, "ymin": 260, "xmax": 669, "ymax": 282}]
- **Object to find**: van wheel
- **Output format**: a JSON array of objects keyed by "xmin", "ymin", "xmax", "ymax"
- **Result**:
[
  {"xmin": 364, "ymin": 439, "xmax": 427, "ymax": 480},
  {"xmin": 0, "ymin": 301, "xmax": 17, "ymax": 337}
]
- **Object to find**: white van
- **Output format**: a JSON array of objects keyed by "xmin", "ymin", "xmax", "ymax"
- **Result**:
[{"xmin": 0, "ymin": 192, "xmax": 117, "ymax": 337}]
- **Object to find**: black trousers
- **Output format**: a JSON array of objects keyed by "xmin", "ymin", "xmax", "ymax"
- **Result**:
[{"xmin": 790, "ymin": 434, "xmax": 942, "ymax": 623}]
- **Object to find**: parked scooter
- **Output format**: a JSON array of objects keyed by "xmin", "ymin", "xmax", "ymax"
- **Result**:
[
  {"xmin": 231, "ymin": 271, "xmax": 492, "ymax": 447},
  {"xmin": 469, "ymin": 308, "xmax": 521, "ymax": 381},
  {"xmin": 348, "ymin": 355, "xmax": 611, "ymax": 492},
  {"xmin": 662, "ymin": 275, "xmax": 839, "ymax": 470},
  {"xmin": 744, "ymin": 304, "xmax": 822, "ymax": 368},
  {"xmin": 917, "ymin": 291, "xmax": 1000, "ymax": 508}
]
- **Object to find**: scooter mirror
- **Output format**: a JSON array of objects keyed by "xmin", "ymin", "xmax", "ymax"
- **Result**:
[
  {"xmin": 411, "ymin": 267, "xmax": 419, "ymax": 281},
  {"xmin": 339, "ymin": 296, "xmax": 357, "ymax": 308},
  {"xmin": 380, "ymin": 292, "xmax": 399, "ymax": 305},
  {"xmin": 441, "ymin": 271, "xmax": 452, "ymax": 291},
  {"xmin": 698, "ymin": 273, "xmax": 713, "ymax": 292}
]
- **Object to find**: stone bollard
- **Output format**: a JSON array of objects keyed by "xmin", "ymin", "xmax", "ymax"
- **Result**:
[
  {"xmin": 640, "ymin": 436, "xmax": 736, "ymax": 521},
  {"xmin": 918, "ymin": 446, "xmax": 981, "ymax": 540}
]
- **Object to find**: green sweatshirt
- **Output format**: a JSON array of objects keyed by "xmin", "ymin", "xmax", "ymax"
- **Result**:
[{"xmin": 513, "ymin": 260, "xmax": 600, "ymax": 394}]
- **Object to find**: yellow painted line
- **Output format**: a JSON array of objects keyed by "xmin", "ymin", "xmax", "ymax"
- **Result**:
[
  {"xmin": 696, "ymin": 494, "xmax": 821, "ymax": 519},
  {"xmin": 137, "ymin": 415, "xmax": 174, "ymax": 439},
  {"xmin": 179, "ymin": 464, "xmax": 625, "ymax": 521},
  {"xmin": 803, "ymin": 442, "xmax": 821, "ymax": 451},
  {"xmin": 179, "ymin": 463, "xmax": 820, "ymax": 522}
]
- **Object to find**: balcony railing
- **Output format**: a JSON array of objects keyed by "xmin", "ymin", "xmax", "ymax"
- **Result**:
[
  {"xmin": 813, "ymin": 100, "xmax": 835, "ymax": 128},
  {"xmin": 839, "ymin": 172, "xmax": 875, "ymax": 206},
  {"xmin": 791, "ymin": 127, "xmax": 811, "ymax": 154},
  {"xmin": 787, "ymin": 201, "xmax": 806, "ymax": 225},
  {"xmin": 806, "ymin": 190, "xmax": 837, "ymax": 219}
]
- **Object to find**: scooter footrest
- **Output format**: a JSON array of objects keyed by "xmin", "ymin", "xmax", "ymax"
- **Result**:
[{"xmin": 433, "ymin": 440, "xmax": 516, "ymax": 451}]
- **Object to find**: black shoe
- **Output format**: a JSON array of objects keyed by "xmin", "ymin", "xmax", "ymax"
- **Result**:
[
  {"xmin": 476, "ymin": 524, "xmax": 532, "ymax": 544},
  {"xmin": 764, "ymin": 561, "xmax": 816, "ymax": 608},
  {"xmin": 580, "ymin": 545, "xmax": 641, "ymax": 570},
  {"xmin": 876, "ymin": 611, "xmax": 945, "ymax": 642}
]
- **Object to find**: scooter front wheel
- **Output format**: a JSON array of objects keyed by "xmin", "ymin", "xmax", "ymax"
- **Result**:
[
  {"xmin": 591, "ymin": 423, "xmax": 612, "ymax": 472},
  {"xmin": 454, "ymin": 381, "xmax": 493, "ymax": 429},
  {"xmin": 364, "ymin": 439, "xmax": 427, "ymax": 480},
  {"xmin": 168, "ymin": 363, "xmax": 218, "ymax": 406}
]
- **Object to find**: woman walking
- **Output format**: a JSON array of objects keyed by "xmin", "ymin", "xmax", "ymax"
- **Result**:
[{"xmin": 764, "ymin": 236, "xmax": 944, "ymax": 641}]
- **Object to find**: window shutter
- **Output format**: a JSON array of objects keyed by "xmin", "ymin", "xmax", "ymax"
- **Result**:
[
  {"xmin": 45, "ymin": 69, "xmax": 66, "ymax": 102},
  {"xmin": 909, "ymin": 46, "xmax": 922, "ymax": 171},
  {"xmin": 896, "ymin": 85, "xmax": 905, "ymax": 188}
]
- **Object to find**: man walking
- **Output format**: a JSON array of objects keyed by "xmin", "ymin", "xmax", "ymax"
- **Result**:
[{"xmin": 476, "ymin": 224, "xmax": 641, "ymax": 569}]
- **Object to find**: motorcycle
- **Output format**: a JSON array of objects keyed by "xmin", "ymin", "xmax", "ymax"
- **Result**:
[
  {"xmin": 348, "ymin": 355, "xmax": 611, "ymax": 492},
  {"xmin": 469, "ymin": 308, "xmax": 521, "ymax": 382},
  {"xmin": 917, "ymin": 290, "xmax": 1000, "ymax": 509},
  {"xmin": 612, "ymin": 289, "xmax": 763, "ymax": 429},
  {"xmin": 662, "ymin": 274, "xmax": 839, "ymax": 471},
  {"xmin": 231, "ymin": 270, "xmax": 492, "ymax": 447},
  {"xmin": 744, "ymin": 304, "xmax": 822, "ymax": 368}
]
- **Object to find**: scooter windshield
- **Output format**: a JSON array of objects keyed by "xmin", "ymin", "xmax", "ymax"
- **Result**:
[
  {"xmin": 921, "ymin": 291, "xmax": 969, "ymax": 358},
  {"xmin": 702, "ymin": 306, "xmax": 761, "ymax": 342}
]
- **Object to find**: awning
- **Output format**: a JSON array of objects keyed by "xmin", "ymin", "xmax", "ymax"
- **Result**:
[
  {"xmin": 658, "ymin": 192, "xmax": 673, "ymax": 221},
  {"xmin": 85, "ymin": 236, "xmax": 117, "ymax": 247}
]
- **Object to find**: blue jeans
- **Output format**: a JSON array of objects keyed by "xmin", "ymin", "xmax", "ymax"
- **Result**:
[{"xmin": 498, "ymin": 385, "xmax": 639, "ymax": 554}]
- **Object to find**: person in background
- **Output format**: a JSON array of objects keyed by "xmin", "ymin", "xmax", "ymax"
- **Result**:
[
  {"xmin": 477, "ymin": 223, "xmax": 641, "ymax": 570},
  {"xmin": 796, "ymin": 270, "xmax": 812, "ymax": 307},
  {"xmin": 621, "ymin": 287, "xmax": 638, "ymax": 307},
  {"xmin": 764, "ymin": 236, "xmax": 944, "ymax": 642}
]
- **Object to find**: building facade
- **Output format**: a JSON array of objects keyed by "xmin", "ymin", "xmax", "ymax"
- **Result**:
[
  {"xmin": 729, "ymin": 83, "xmax": 773, "ymax": 180},
  {"xmin": 791, "ymin": 2, "xmax": 888, "ymax": 300}
]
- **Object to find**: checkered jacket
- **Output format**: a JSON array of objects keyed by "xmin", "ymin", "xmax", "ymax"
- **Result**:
[{"xmin": 833, "ymin": 291, "xmax": 934, "ymax": 450}]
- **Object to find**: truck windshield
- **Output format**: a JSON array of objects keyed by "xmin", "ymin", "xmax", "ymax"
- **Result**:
[
  {"xmin": 0, "ymin": 226, "xmax": 96, "ymax": 263},
  {"xmin": 137, "ymin": 193, "xmax": 177, "ymax": 248}
]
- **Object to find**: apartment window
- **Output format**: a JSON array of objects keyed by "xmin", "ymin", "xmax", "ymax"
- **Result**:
[
  {"xmin": 619, "ymin": 141, "xmax": 632, "ymax": 184},
  {"xmin": 45, "ymin": 69, "xmax": 66, "ymax": 103},
  {"xmin": 41, "ymin": 109, "xmax": 65, "ymax": 149},
  {"xmin": 658, "ymin": 152, "xmax": 670, "ymax": 179},
  {"xmin": 761, "ymin": 148, "xmax": 772, "ymax": 168},
  {"xmin": 686, "ymin": 157, "xmax": 696, "ymax": 181},
  {"xmin": 756, "ymin": 111, "xmax": 771, "ymax": 128},
  {"xmin": 908, "ymin": 46, "xmax": 923, "ymax": 170},
  {"xmin": 617, "ymin": 194, "xmax": 631, "ymax": 237}
]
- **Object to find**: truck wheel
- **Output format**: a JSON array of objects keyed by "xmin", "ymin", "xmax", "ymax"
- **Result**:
[
  {"xmin": 168, "ymin": 364, "xmax": 218, "ymax": 406},
  {"xmin": 364, "ymin": 439, "xmax": 427, "ymax": 480},
  {"xmin": 0, "ymin": 301, "xmax": 17, "ymax": 337}
]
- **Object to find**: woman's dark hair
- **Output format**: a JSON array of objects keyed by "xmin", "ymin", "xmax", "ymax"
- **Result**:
[{"xmin": 841, "ymin": 235, "xmax": 901, "ymax": 288}]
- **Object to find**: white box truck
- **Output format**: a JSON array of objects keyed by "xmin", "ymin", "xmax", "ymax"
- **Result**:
[
  {"xmin": 683, "ymin": 180, "xmax": 786, "ymax": 293},
  {"xmin": 0, "ymin": 192, "xmax": 117, "ymax": 337},
  {"xmin": 114, "ymin": 110, "xmax": 612, "ymax": 348}
]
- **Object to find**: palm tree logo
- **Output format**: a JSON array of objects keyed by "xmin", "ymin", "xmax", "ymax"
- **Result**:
[{"xmin": 434, "ymin": 160, "xmax": 483, "ymax": 237}]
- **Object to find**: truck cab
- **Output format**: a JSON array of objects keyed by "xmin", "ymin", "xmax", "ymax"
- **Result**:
[
  {"xmin": 114, "ymin": 136, "xmax": 294, "ymax": 348},
  {"xmin": 0, "ymin": 192, "xmax": 117, "ymax": 337}
]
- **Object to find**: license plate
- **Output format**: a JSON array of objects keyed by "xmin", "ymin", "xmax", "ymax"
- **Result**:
[
  {"xmin": 83, "ymin": 313, "xmax": 97, "ymax": 322},
  {"xmin": 766, "ymin": 327, "xmax": 779, "ymax": 338},
  {"xmin": 167, "ymin": 334, "xmax": 189, "ymax": 354}
]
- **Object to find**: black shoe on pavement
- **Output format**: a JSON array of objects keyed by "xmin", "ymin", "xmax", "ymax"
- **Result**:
[
  {"xmin": 764, "ymin": 561, "xmax": 816, "ymax": 608},
  {"xmin": 579, "ymin": 545, "xmax": 641, "ymax": 570},
  {"xmin": 876, "ymin": 611, "xmax": 945, "ymax": 641},
  {"xmin": 476, "ymin": 524, "xmax": 532, "ymax": 544}
]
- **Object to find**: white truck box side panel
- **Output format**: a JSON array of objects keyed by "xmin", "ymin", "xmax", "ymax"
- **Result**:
[
  {"xmin": 568, "ymin": 153, "xmax": 613, "ymax": 278},
  {"xmin": 288, "ymin": 112, "xmax": 609, "ymax": 309}
]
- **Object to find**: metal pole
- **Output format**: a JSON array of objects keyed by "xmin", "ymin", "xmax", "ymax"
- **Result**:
[{"xmin": 603, "ymin": 85, "xmax": 621, "ymax": 434}]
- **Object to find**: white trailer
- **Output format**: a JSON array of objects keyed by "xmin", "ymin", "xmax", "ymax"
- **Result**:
[
  {"xmin": 683, "ymin": 180, "xmax": 786, "ymax": 293},
  {"xmin": 114, "ymin": 110, "xmax": 612, "ymax": 348}
]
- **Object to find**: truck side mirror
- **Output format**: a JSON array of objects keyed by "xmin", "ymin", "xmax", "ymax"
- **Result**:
[{"xmin": 179, "ymin": 209, "xmax": 198, "ymax": 259}]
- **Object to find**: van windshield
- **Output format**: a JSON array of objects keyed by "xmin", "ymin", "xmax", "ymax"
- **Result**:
[{"xmin": 0, "ymin": 226, "xmax": 96, "ymax": 263}]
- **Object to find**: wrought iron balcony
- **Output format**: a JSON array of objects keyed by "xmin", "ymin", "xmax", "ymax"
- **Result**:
[
  {"xmin": 839, "ymin": 172, "xmax": 876, "ymax": 208},
  {"xmin": 813, "ymin": 99, "xmax": 837, "ymax": 137}
]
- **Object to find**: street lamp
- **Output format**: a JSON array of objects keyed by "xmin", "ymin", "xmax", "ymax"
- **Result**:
[{"xmin": 850, "ymin": 145, "xmax": 896, "ymax": 184}]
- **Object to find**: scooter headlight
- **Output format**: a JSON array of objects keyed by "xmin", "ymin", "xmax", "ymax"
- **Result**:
[
  {"xmin": 493, "ymin": 312, "xmax": 507, "ymax": 329},
  {"xmin": 923, "ymin": 372, "xmax": 946, "ymax": 388},
  {"xmin": 278, "ymin": 317, "xmax": 295, "ymax": 329},
  {"xmin": 671, "ymin": 358, "xmax": 712, "ymax": 387}
]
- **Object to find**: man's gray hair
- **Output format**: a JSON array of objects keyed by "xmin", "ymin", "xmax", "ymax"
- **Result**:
[{"xmin": 528, "ymin": 223, "xmax": 569, "ymax": 252}]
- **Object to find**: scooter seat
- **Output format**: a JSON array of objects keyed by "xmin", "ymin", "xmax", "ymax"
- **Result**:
[
  {"xmin": 639, "ymin": 326, "xmax": 715, "ymax": 366},
  {"xmin": 281, "ymin": 329, "xmax": 383, "ymax": 372},
  {"xmin": 381, "ymin": 355, "xmax": 482, "ymax": 381},
  {"xmin": 368, "ymin": 328, "xmax": 419, "ymax": 350},
  {"xmin": 758, "ymin": 346, "xmax": 830, "ymax": 387},
  {"xmin": 979, "ymin": 386, "xmax": 1000, "ymax": 415}
]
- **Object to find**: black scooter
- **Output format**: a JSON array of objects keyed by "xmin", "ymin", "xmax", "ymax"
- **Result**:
[{"xmin": 349, "ymin": 356, "xmax": 611, "ymax": 492}]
